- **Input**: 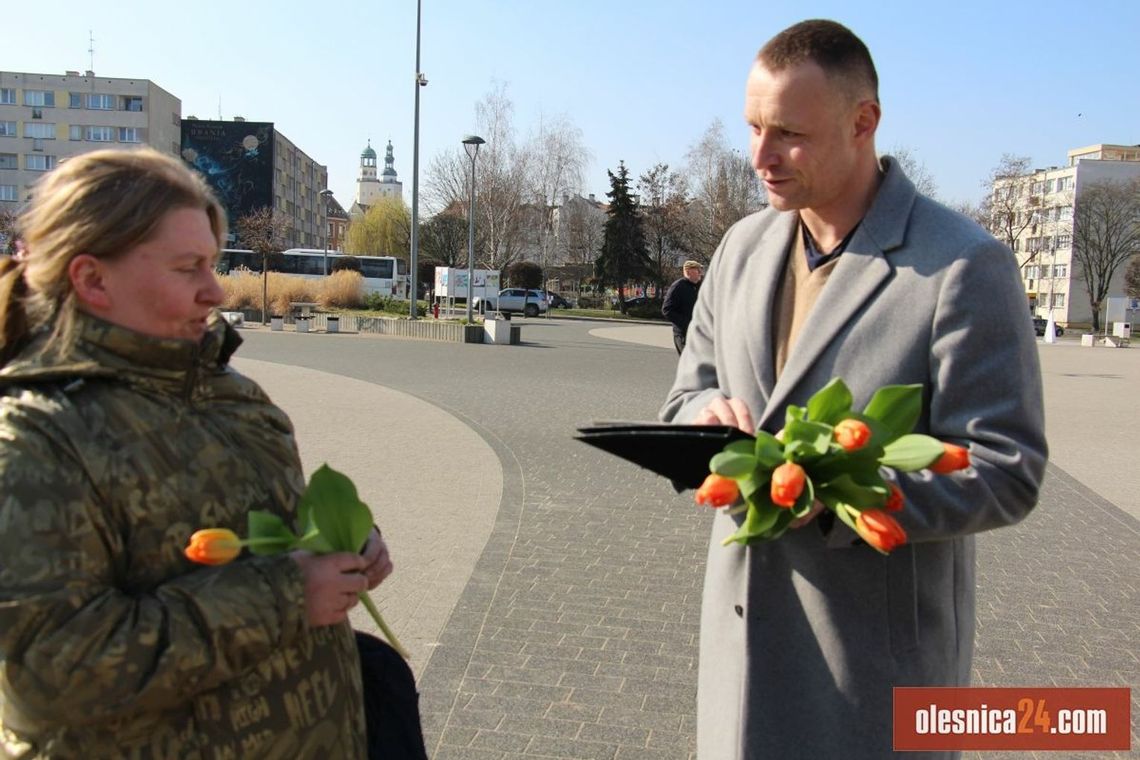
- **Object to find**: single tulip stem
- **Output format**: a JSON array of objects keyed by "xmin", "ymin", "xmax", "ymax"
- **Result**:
[
  {"xmin": 727, "ymin": 504, "xmax": 748, "ymax": 516},
  {"xmin": 358, "ymin": 592, "xmax": 411, "ymax": 660}
]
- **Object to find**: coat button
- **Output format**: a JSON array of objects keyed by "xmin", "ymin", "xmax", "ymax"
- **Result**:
[{"xmin": 734, "ymin": 605, "xmax": 744, "ymax": 617}]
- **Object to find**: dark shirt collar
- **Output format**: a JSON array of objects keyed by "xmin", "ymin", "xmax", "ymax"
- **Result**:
[{"xmin": 802, "ymin": 220, "xmax": 860, "ymax": 272}]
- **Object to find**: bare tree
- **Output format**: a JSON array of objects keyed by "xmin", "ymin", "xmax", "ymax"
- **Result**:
[
  {"xmin": 0, "ymin": 207, "xmax": 17, "ymax": 255},
  {"xmin": 685, "ymin": 120, "xmax": 766, "ymax": 262},
  {"xmin": 1071, "ymin": 177, "xmax": 1140, "ymax": 331},
  {"xmin": 420, "ymin": 210, "xmax": 470, "ymax": 268},
  {"xmin": 946, "ymin": 198, "xmax": 989, "ymax": 229},
  {"xmin": 982, "ymin": 154, "xmax": 1036, "ymax": 266},
  {"xmin": 235, "ymin": 207, "xmax": 290, "ymax": 323},
  {"xmin": 425, "ymin": 83, "xmax": 531, "ymax": 271},
  {"xmin": 525, "ymin": 113, "xmax": 590, "ymax": 278},
  {"xmin": 1125, "ymin": 254, "xmax": 1140, "ymax": 299},
  {"xmin": 887, "ymin": 145, "xmax": 939, "ymax": 199},
  {"xmin": 638, "ymin": 163, "xmax": 692, "ymax": 289}
]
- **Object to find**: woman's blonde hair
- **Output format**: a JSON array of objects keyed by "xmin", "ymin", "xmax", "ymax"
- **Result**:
[{"xmin": 0, "ymin": 147, "xmax": 226, "ymax": 363}]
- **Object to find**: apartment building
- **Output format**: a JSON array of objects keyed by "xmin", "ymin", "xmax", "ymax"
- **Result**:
[
  {"xmin": 992, "ymin": 143, "xmax": 1140, "ymax": 328},
  {"xmin": 180, "ymin": 119, "xmax": 328, "ymax": 249},
  {"xmin": 0, "ymin": 70, "xmax": 180, "ymax": 208}
]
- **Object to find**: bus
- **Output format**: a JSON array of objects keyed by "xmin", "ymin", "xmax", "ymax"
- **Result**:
[{"xmin": 217, "ymin": 248, "xmax": 409, "ymax": 298}]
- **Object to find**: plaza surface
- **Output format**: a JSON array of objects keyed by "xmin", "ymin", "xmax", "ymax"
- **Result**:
[{"xmin": 233, "ymin": 320, "xmax": 1138, "ymax": 760}]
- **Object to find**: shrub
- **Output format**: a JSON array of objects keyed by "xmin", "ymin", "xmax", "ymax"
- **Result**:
[
  {"xmin": 217, "ymin": 270, "xmax": 318, "ymax": 316},
  {"xmin": 318, "ymin": 270, "xmax": 365, "ymax": 309}
]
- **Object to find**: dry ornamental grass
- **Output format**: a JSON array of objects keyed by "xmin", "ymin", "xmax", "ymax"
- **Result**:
[{"xmin": 218, "ymin": 269, "xmax": 365, "ymax": 315}]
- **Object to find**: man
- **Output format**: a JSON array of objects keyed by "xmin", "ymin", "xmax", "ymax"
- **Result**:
[
  {"xmin": 662, "ymin": 260, "xmax": 703, "ymax": 353},
  {"xmin": 659, "ymin": 20, "xmax": 1046, "ymax": 759}
]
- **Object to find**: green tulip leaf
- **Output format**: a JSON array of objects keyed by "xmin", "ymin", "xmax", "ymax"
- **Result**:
[
  {"xmin": 806, "ymin": 378, "xmax": 853, "ymax": 425},
  {"xmin": 862, "ymin": 384, "xmax": 923, "ymax": 444},
  {"xmin": 784, "ymin": 405, "xmax": 805, "ymax": 429},
  {"xmin": 753, "ymin": 431, "xmax": 785, "ymax": 469},
  {"xmin": 880, "ymin": 434, "xmax": 945, "ymax": 472},
  {"xmin": 302, "ymin": 464, "xmax": 375, "ymax": 553},
  {"xmin": 246, "ymin": 510, "xmax": 301, "ymax": 556},
  {"xmin": 711, "ymin": 449, "xmax": 758, "ymax": 478},
  {"xmin": 783, "ymin": 419, "xmax": 833, "ymax": 458},
  {"xmin": 738, "ymin": 470, "xmax": 771, "ymax": 500},
  {"xmin": 816, "ymin": 473, "xmax": 888, "ymax": 508},
  {"xmin": 723, "ymin": 498, "xmax": 782, "ymax": 546}
]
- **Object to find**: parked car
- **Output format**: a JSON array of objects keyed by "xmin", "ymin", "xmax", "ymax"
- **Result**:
[
  {"xmin": 543, "ymin": 290, "xmax": 574, "ymax": 309},
  {"xmin": 1032, "ymin": 317, "xmax": 1063, "ymax": 337},
  {"xmin": 623, "ymin": 296, "xmax": 662, "ymax": 309},
  {"xmin": 473, "ymin": 288, "xmax": 549, "ymax": 317}
]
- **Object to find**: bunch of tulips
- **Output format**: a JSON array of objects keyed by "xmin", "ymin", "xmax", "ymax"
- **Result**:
[{"xmin": 693, "ymin": 379, "xmax": 969, "ymax": 553}]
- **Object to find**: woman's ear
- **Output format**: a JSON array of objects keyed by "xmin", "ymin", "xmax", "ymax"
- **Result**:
[{"xmin": 68, "ymin": 254, "xmax": 113, "ymax": 311}]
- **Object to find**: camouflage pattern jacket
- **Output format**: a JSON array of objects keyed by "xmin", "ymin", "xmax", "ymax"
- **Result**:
[{"xmin": 0, "ymin": 314, "xmax": 365, "ymax": 759}]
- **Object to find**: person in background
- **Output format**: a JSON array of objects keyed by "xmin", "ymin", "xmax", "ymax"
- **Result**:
[
  {"xmin": 0, "ymin": 147, "xmax": 394, "ymax": 758},
  {"xmin": 662, "ymin": 259, "xmax": 703, "ymax": 354},
  {"xmin": 659, "ymin": 20, "xmax": 1046, "ymax": 759}
]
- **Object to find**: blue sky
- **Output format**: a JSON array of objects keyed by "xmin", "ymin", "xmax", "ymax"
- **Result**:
[{"xmin": 5, "ymin": 0, "xmax": 1137, "ymax": 209}]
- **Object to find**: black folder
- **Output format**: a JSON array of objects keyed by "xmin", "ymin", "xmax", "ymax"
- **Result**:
[{"xmin": 574, "ymin": 423, "xmax": 754, "ymax": 491}]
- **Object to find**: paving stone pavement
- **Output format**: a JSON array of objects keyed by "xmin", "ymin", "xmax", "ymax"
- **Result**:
[{"xmin": 234, "ymin": 319, "xmax": 1137, "ymax": 760}]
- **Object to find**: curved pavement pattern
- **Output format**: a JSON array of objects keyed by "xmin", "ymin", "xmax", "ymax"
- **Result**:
[
  {"xmin": 232, "ymin": 321, "xmax": 1138, "ymax": 760},
  {"xmin": 232, "ymin": 358, "xmax": 503, "ymax": 674}
]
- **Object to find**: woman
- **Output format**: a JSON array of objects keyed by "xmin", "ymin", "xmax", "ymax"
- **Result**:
[{"xmin": 0, "ymin": 148, "xmax": 393, "ymax": 758}]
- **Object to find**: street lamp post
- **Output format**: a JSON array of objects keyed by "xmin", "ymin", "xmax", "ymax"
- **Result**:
[
  {"xmin": 319, "ymin": 189, "xmax": 334, "ymax": 275},
  {"xmin": 462, "ymin": 135, "xmax": 485, "ymax": 323},
  {"xmin": 409, "ymin": 0, "xmax": 427, "ymax": 318}
]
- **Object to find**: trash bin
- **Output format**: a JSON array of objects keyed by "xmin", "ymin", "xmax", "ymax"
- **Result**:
[
  {"xmin": 270, "ymin": 316, "xmax": 284, "ymax": 331},
  {"xmin": 327, "ymin": 315, "xmax": 340, "ymax": 333},
  {"xmin": 296, "ymin": 316, "xmax": 310, "ymax": 333}
]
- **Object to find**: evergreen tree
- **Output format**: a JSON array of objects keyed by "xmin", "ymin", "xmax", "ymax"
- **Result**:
[{"xmin": 596, "ymin": 162, "xmax": 652, "ymax": 312}]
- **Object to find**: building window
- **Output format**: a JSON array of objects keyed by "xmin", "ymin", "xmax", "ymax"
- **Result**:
[
  {"xmin": 23, "ymin": 90, "xmax": 55, "ymax": 107},
  {"xmin": 0, "ymin": 122, "xmax": 16, "ymax": 137},
  {"xmin": 1054, "ymin": 264, "xmax": 1068, "ymax": 278},
  {"xmin": 69, "ymin": 93, "xmax": 83, "ymax": 108},
  {"xmin": 1060, "ymin": 207, "xmax": 1072, "ymax": 222},
  {"xmin": 23, "ymin": 123, "xmax": 56, "ymax": 139},
  {"xmin": 25, "ymin": 154, "xmax": 57, "ymax": 171},
  {"xmin": 118, "ymin": 127, "xmax": 140, "ymax": 143},
  {"xmin": 1051, "ymin": 293, "xmax": 1065, "ymax": 308},
  {"xmin": 0, "ymin": 154, "xmax": 17, "ymax": 170},
  {"xmin": 0, "ymin": 88, "xmax": 15, "ymax": 105},
  {"xmin": 69, "ymin": 125, "xmax": 83, "ymax": 140},
  {"xmin": 86, "ymin": 126, "xmax": 114, "ymax": 142},
  {"xmin": 0, "ymin": 185, "xmax": 16, "ymax": 201},
  {"xmin": 1056, "ymin": 234, "xmax": 1071, "ymax": 249},
  {"xmin": 122, "ymin": 96, "xmax": 143, "ymax": 112},
  {"xmin": 87, "ymin": 94, "xmax": 114, "ymax": 110},
  {"xmin": 1056, "ymin": 176, "xmax": 1073, "ymax": 192}
]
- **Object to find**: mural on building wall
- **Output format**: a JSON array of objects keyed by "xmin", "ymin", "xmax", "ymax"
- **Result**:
[{"xmin": 180, "ymin": 121, "xmax": 275, "ymax": 228}]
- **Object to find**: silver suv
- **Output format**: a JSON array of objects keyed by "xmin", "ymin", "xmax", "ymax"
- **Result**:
[{"xmin": 474, "ymin": 288, "xmax": 549, "ymax": 317}]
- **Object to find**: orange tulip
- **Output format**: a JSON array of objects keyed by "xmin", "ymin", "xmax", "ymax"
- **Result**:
[
  {"xmin": 855, "ymin": 509, "xmax": 907, "ymax": 552},
  {"xmin": 833, "ymin": 419, "xmax": 871, "ymax": 452},
  {"xmin": 185, "ymin": 528, "xmax": 243, "ymax": 565},
  {"xmin": 695, "ymin": 473, "xmax": 740, "ymax": 508},
  {"xmin": 884, "ymin": 483, "xmax": 904, "ymax": 513},
  {"xmin": 930, "ymin": 443, "xmax": 970, "ymax": 474},
  {"xmin": 770, "ymin": 462, "xmax": 806, "ymax": 508}
]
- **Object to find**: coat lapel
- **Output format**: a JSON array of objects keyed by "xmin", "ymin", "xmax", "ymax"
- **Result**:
[
  {"xmin": 760, "ymin": 158, "xmax": 917, "ymax": 428},
  {"xmin": 744, "ymin": 214, "xmax": 798, "ymax": 406}
]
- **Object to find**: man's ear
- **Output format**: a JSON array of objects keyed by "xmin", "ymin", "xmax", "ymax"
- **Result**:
[
  {"xmin": 68, "ymin": 254, "xmax": 113, "ymax": 311},
  {"xmin": 853, "ymin": 99, "xmax": 881, "ymax": 144}
]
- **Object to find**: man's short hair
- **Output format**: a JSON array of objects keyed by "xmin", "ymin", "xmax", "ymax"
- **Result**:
[
  {"xmin": 756, "ymin": 19, "xmax": 878, "ymax": 105},
  {"xmin": 682, "ymin": 260, "xmax": 702, "ymax": 270}
]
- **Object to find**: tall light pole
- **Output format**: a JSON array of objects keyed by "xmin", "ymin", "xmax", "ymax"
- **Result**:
[
  {"xmin": 409, "ymin": 0, "xmax": 427, "ymax": 318},
  {"xmin": 319, "ymin": 189, "xmax": 334, "ymax": 275},
  {"xmin": 462, "ymin": 135, "xmax": 485, "ymax": 323}
]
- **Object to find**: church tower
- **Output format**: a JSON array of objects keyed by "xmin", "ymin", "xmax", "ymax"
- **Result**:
[
  {"xmin": 354, "ymin": 140, "xmax": 382, "ymax": 208},
  {"xmin": 378, "ymin": 140, "xmax": 403, "ymax": 201}
]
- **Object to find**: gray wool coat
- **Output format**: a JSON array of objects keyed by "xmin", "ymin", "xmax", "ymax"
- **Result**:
[{"xmin": 660, "ymin": 158, "xmax": 1048, "ymax": 759}]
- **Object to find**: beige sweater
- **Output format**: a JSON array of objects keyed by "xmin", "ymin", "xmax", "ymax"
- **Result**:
[{"xmin": 773, "ymin": 226, "xmax": 841, "ymax": 379}]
